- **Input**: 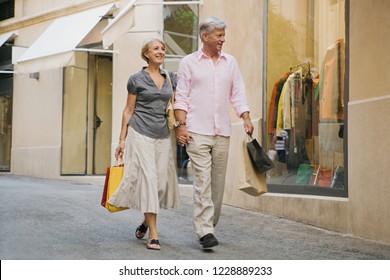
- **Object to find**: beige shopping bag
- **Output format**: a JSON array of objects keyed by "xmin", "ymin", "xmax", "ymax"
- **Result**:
[{"xmin": 238, "ymin": 139, "xmax": 268, "ymax": 196}]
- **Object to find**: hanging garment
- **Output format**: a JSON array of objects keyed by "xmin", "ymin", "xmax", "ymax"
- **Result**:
[
  {"xmin": 312, "ymin": 75, "xmax": 320, "ymax": 136},
  {"xmin": 275, "ymin": 130, "xmax": 288, "ymax": 163},
  {"xmin": 268, "ymin": 72, "xmax": 290, "ymax": 135},
  {"xmin": 317, "ymin": 39, "xmax": 345, "ymax": 122},
  {"xmin": 276, "ymin": 72, "xmax": 298, "ymax": 135},
  {"xmin": 286, "ymin": 131, "xmax": 310, "ymax": 172},
  {"xmin": 302, "ymin": 73, "xmax": 314, "ymax": 139}
]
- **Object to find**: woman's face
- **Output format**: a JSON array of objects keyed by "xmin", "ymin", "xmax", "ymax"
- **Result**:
[{"xmin": 145, "ymin": 40, "xmax": 166, "ymax": 65}]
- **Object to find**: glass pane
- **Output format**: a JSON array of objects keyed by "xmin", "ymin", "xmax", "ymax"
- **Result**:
[
  {"xmin": 163, "ymin": 2, "xmax": 198, "ymax": 66},
  {"xmin": 265, "ymin": 0, "xmax": 346, "ymax": 193},
  {"xmin": 163, "ymin": 1, "xmax": 198, "ymax": 184},
  {"xmin": 93, "ymin": 56, "xmax": 112, "ymax": 175}
]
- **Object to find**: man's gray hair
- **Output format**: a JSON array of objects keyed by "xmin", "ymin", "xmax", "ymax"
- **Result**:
[{"xmin": 199, "ymin": 17, "xmax": 227, "ymax": 37}]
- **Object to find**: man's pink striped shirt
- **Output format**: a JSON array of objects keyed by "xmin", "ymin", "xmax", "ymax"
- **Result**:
[{"xmin": 174, "ymin": 50, "xmax": 250, "ymax": 137}]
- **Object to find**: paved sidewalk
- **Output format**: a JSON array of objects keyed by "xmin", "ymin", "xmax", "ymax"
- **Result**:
[{"xmin": 1, "ymin": 174, "xmax": 390, "ymax": 260}]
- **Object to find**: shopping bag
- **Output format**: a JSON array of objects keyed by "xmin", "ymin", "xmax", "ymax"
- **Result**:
[
  {"xmin": 100, "ymin": 167, "xmax": 110, "ymax": 207},
  {"xmin": 246, "ymin": 136, "xmax": 274, "ymax": 173},
  {"xmin": 166, "ymin": 100, "xmax": 175, "ymax": 129},
  {"xmin": 317, "ymin": 167, "xmax": 332, "ymax": 187},
  {"xmin": 330, "ymin": 165, "xmax": 345, "ymax": 189},
  {"xmin": 295, "ymin": 163, "xmax": 314, "ymax": 184},
  {"xmin": 101, "ymin": 164, "xmax": 129, "ymax": 212},
  {"xmin": 164, "ymin": 69, "xmax": 176, "ymax": 130},
  {"xmin": 309, "ymin": 165, "xmax": 332, "ymax": 187},
  {"xmin": 238, "ymin": 139, "xmax": 268, "ymax": 196},
  {"xmin": 310, "ymin": 165, "xmax": 320, "ymax": 185}
]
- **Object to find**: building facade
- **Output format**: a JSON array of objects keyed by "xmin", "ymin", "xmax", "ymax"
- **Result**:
[{"xmin": 0, "ymin": 0, "xmax": 389, "ymax": 245}]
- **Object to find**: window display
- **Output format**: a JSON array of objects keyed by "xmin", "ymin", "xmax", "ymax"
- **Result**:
[{"xmin": 265, "ymin": 0, "xmax": 347, "ymax": 195}]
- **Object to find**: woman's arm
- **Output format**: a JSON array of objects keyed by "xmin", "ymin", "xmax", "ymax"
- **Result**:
[{"xmin": 116, "ymin": 94, "xmax": 137, "ymax": 160}]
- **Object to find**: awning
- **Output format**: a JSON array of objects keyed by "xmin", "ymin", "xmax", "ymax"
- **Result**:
[
  {"xmin": 0, "ymin": 31, "xmax": 18, "ymax": 47},
  {"xmin": 16, "ymin": 4, "xmax": 115, "ymax": 73},
  {"xmin": 101, "ymin": 0, "xmax": 136, "ymax": 48},
  {"xmin": 0, "ymin": 31, "xmax": 18, "ymax": 74}
]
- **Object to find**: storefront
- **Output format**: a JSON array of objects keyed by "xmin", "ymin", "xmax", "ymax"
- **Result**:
[
  {"xmin": 0, "ymin": 31, "xmax": 16, "ymax": 172},
  {"xmin": 7, "ymin": 3, "xmax": 117, "ymax": 177},
  {"xmin": 265, "ymin": 0, "xmax": 347, "ymax": 198},
  {"xmin": 222, "ymin": 0, "xmax": 390, "ymax": 245},
  {"xmin": 1, "ymin": 0, "xmax": 389, "ymax": 244}
]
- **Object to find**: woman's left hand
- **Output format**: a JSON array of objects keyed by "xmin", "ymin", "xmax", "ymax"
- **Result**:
[{"xmin": 115, "ymin": 142, "xmax": 125, "ymax": 160}]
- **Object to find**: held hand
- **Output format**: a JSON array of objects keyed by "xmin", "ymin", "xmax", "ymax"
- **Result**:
[{"xmin": 176, "ymin": 126, "xmax": 191, "ymax": 146}]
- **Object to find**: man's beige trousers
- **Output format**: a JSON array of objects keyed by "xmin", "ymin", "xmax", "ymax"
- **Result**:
[{"xmin": 186, "ymin": 133, "xmax": 230, "ymax": 239}]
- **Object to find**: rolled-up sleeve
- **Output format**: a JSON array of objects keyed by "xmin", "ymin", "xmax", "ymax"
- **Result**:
[
  {"xmin": 229, "ymin": 58, "xmax": 250, "ymax": 118},
  {"xmin": 174, "ymin": 57, "xmax": 190, "ymax": 112}
]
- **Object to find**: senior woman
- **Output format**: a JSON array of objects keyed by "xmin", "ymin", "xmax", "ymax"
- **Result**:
[{"xmin": 108, "ymin": 37, "xmax": 180, "ymax": 250}]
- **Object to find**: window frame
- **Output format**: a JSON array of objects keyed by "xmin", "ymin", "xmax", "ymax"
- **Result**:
[
  {"xmin": 162, "ymin": 0, "xmax": 200, "ymax": 70},
  {"xmin": 263, "ymin": 0, "xmax": 350, "ymax": 198}
]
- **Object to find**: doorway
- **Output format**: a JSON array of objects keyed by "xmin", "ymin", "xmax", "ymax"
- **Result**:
[{"xmin": 61, "ymin": 53, "xmax": 112, "ymax": 175}]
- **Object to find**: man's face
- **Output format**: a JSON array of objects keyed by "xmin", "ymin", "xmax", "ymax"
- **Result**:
[{"xmin": 202, "ymin": 28, "xmax": 226, "ymax": 53}]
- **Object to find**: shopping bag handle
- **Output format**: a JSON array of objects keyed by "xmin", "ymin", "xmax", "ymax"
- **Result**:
[
  {"xmin": 114, "ymin": 158, "xmax": 124, "ymax": 167},
  {"xmin": 246, "ymin": 134, "xmax": 255, "ymax": 142}
]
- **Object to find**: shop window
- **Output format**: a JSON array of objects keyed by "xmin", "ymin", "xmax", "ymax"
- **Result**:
[
  {"xmin": 0, "ymin": 0, "xmax": 15, "ymax": 21},
  {"xmin": 265, "ymin": 0, "xmax": 347, "ymax": 197},
  {"xmin": 163, "ymin": 0, "xmax": 199, "ymax": 184}
]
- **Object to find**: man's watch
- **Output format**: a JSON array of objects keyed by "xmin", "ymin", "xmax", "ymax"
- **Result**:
[{"xmin": 174, "ymin": 121, "xmax": 186, "ymax": 128}]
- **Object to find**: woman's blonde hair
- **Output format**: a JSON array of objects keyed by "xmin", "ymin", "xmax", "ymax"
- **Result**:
[{"xmin": 141, "ymin": 37, "xmax": 166, "ymax": 63}]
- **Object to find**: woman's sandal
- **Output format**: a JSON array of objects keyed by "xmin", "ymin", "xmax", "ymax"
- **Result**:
[
  {"xmin": 135, "ymin": 223, "xmax": 148, "ymax": 239},
  {"xmin": 147, "ymin": 239, "xmax": 161, "ymax": 250}
]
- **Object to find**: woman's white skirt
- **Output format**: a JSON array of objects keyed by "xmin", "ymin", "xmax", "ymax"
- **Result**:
[{"xmin": 108, "ymin": 126, "xmax": 180, "ymax": 213}]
